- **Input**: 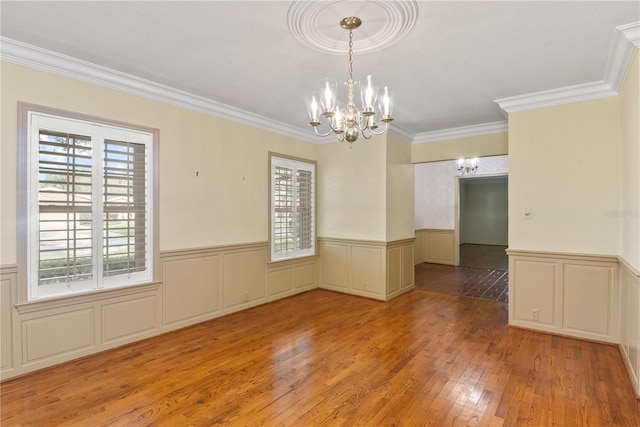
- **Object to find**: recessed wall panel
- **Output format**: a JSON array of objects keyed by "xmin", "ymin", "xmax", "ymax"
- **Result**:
[
  {"xmin": 23, "ymin": 309, "xmax": 94, "ymax": 363},
  {"xmin": 164, "ymin": 255, "xmax": 219, "ymax": 324},
  {"xmin": 103, "ymin": 296, "xmax": 158, "ymax": 343},
  {"xmin": 269, "ymin": 268, "xmax": 293, "ymax": 297},
  {"xmin": 425, "ymin": 230, "xmax": 455, "ymax": 265},
  {"xmin": 563, "ymin": 264, "xmax": 612, "ymax": 335},
  {"xmin": 1, "ymin": 278, "xmax": 13, "ymax": 371},
  {"xmin": 401, "ymin": 244, "xmax": 414, "ymax": 288},
  {"xmin": 295, "ymin": 263, "xmax": 316, "ymax": 289},
  {"xmin": 387, "ymin": 247, "xmax": 401, "ymax": 294},
  {"xmin": 223, "ymin": 250, "xmax": 266, "ymax": 309},
  {"xmin": 352, "ymin": 246, "xmax": 383, "ymax": 295},
  {"xmin": 629, "ymin": 277, "xmax": 640, "ymax": 383},
  {"xmin": 512, "ymin": 259, "xmax": 556, "ymax": 325},
  {"xmin": 320, "ymin": 243, "xmax": 348, "ymax": 289}
]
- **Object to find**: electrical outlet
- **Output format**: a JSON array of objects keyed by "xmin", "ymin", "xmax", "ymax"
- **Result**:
[
  {"xmin": 530, "ymin": 309, "xmax": 539, "ymax": 321},
  {"xmin": 243, "ymin": 291, "xmax": 249, "ymax": 302}
]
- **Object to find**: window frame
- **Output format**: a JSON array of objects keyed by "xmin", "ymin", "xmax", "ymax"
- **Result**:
[
  {"xmin": 17, "ymin": 103, "xmax": 159, "ymax": 303},
  {"xmin": 269, "ymin": 153, "xmax": 317, "ymax": 262}
]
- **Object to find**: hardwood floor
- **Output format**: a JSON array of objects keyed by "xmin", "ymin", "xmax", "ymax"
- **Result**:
[
  {"xmin": 2, "ymin": 289, "xmax": 638, "ymax": 426},
  {"xmin": 415, "ymin": 263, "xmax": 509, "ymax": 303}
]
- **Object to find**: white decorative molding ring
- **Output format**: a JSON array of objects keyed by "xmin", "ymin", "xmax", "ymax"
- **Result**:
[{"xmin": 287, "ymin": 0, "xmax": 419, "ymax": 55}]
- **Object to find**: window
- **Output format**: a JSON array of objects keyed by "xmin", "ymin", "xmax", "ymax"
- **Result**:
[
  {"xmin": 21, "ymin": 107, "xmax": 156, "ymax": 300},
  {"xmin": 270, "ymin": 154, "xmax": 316, "ymax": 261}
]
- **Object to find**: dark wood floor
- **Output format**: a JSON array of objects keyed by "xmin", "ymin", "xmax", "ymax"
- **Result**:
[
  {"xmin": 2, "ymin": 289, "xmax": 638, "ymax": 426},
  {"xmin": 416, "ymin": 263, "xmax": 509, "ymax": 303}
]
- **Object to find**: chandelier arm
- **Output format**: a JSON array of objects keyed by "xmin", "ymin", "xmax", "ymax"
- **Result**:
[
  {"xmin": 312, "ymin": 125, "xmax": 335, "ymax": 137},
  {"xmin": 368, "ymin": 122, "xmax": 391, "ymax": 136}
]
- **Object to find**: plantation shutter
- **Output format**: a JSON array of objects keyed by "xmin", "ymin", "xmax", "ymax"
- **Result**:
[
  {"xmin": 37, "ymin": 130, "xmax": 94, "ymax": 285},
  {"xmin": 103, "ymin": 140, "xmax": 148, "ymax": 277},
  {"xmin": 296, "ymin": 168, "xmax": 313, "ymax": 251},
  {"xmin": 27, "ymin": 111, "xmax": 155, "ymax": 300},
  {"xmin": 270, "ymin": 156, "xmax": 315, "ymax": 261}
]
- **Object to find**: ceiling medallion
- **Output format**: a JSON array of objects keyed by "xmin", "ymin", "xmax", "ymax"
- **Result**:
[{"xmin": 287, "ymin": 0, "xmax": 419, "ymax": 55}]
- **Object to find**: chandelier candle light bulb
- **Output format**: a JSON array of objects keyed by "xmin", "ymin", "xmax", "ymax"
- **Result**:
[
  {"xmin": 458, "ymin": 158, "xmax": 479, "ymax": 175},
  {"xmin": 306, "ymin": 16, "xmax": 394, "ymax": 146}
]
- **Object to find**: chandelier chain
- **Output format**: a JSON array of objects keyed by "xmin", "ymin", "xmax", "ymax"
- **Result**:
[{"xmin": 348, "ymin": 28, "xmax": 354, "ymax": 82}]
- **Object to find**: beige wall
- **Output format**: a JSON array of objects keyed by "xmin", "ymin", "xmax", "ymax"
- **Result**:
[
  {"xmin": 316, "ymin": 136, "xmax": 387, "ymax": 241},
  {"xmin": 619, "ymin": 55, "xmax": 640, "ymax": 270},
  {"xmin": 0, "ymin": 62, "xmax": 318, "ymax": 264},
  {"xmin": 508, "ymin": 97, "xmax": 622, "ymax": 255},
  {"xmin": 411, "ymin": 132, "xmax": 508, "ymax": 164},
  {"xmin": 386, "ymin": 134, "xmax": 415, "ymax": 241}
]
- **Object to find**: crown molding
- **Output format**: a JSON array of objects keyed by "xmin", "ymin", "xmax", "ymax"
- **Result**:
[
  {"xmin": 494, "ymin": 81, "xmax": 617, "ymax": 113},
  {"xmin": 388, "ymin": 124, "xmax": 416, "ymax": 143},
  {"xmin": 604, "ymin": 22, "xmax": 640, "ymax": 92},
  {"xmin": 495, "ymin": 22, "xmax": 639, "ymax": 114},
  {"xmin": 0, "ymin": 37, "xmax": 319, "ymax": 144},
  {"xmin": 413, "ymin": 121, "xmax": 508, "ymax": 144}
]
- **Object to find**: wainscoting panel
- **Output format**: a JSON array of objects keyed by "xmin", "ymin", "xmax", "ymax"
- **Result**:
[
  {"xmin": 267, "ymin": 258, "xmax": 317, "ymax": 299},
  {"xmin": 619, "ymin": 258, "xmax": 640, "ymax": 397},
  {"xmin": 402, "ymin": 244, "xmax": 415, "ymax": 289},
  {"xmin": 163, "ymin": 254, "xmax": 220, "ymax": 326},
  {"xmin": 1, "ymin": 242, "xmax": 318, "ymax": 380},
  {"xmin": 22, "ymin": 308, "xmax": 95, "ymax": 365},
  {"xmin": 387, "ymin": 246, "xmax": 401, "ymax": 294},
  {"xmin": 511, "ymin": 259, "xmax": 557, "ymax": 326},
  {"xmin": 0, "ymin": 268, "xmax": 14, "ymax": 375},
  {"xmin": 223, "ymin": 249, "xmax": 267, "ymax": 311},
  {"xmin": 351, "ymin": 245, "xmax": 384, "ymax": 297},
  {"xmin": 508, "ymin": 250, "xmax": 619, "ymax": 343},
  {"xmin": 415, "ymin": 229, "xmax": 455, "ymax": 265},
  {"xmin": 563, "ymin": 263, "xmax": 615, "ymax": 337},
  {"xmin": 319, "ymin": 238, "xmax": 415, "ymax": 301},
  {"xmin": 294, "ymin": 262, "xmax": 316, "ymax": 290},
  {"xmin": 268, "ymin": 268, "xmax": 294, "ymax": 297},
  {"xmin": 102, "ymin": 295, "xmax": 159, "ymax": 344},
  {"xmin": 319, "ymin": 243, "xmax": 350, "ymax": 291}
]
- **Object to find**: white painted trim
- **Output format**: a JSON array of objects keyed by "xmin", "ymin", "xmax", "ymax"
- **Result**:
[
  {"xmin": 0, "ymin": 37, "xmax": 320, "ymax": 144},
  {"xmin": 494, "ymin": 81, "xmax": 617, "ymax": 113},
  {"xmin": 495, "ymin": 22, "xmax": 639, "ymax": 114},
  {"xmin": 388, "ymin": 123, "xmax": 416, "ymax": 143},
  {"xmin": 604, "ymin": 22, "xmax": 640, "ymax": 92},
  {"xmin": 413, "ymin": 121, "xmax": 508, "ymax": 144}
]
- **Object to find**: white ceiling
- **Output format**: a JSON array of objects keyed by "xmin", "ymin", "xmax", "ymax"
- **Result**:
[{"xmin": 1, "ymin": 1, "xmax": 639, "ymax": 142}]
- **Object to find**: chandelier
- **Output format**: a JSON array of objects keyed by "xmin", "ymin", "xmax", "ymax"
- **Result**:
[
  {"xmin": 306, "ymin": 17, "xmax": 394, "ymax": 146},
  {"xmin": 458, "ymin": 158, "xmax": 478, "ymax": 175}
]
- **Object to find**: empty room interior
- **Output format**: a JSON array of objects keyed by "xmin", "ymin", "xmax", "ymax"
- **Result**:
[{"xmin": 1, "ymin": 1, "xmax": 639, "ymax": 425}]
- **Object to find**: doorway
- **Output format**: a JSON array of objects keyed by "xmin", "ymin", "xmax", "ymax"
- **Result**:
[{"xmin": 455, "ymin": 174, "xmax": 508, "ymax": 270}]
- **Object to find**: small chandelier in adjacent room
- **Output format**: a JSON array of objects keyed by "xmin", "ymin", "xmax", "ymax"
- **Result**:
[
  {"xmin": 458, "ymin": 158, "xmax": 478, "ymax": 175},
  {"xmin": 306, "ymin": 17, "xmax": 394, "ymax": 146}
]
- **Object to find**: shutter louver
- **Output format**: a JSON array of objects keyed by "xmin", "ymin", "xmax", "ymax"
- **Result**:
[
  {"xmin": 103, "ymin": 140, "xmax": 148, "ymax": 277},
  {"xmin": 38, "ymin": 130, "xmax": 93, "ymax": 285}
]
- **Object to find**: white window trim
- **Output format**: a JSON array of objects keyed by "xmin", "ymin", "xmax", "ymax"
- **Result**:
[
  {"xmin": 17, "ymin": 103, "xmax": 159, "ymax": 303},
  {"xmin": 269, "ymin": 154, "xmax": 317, "ymax": 262}
]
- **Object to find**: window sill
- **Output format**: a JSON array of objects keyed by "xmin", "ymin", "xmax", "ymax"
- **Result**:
[
  {"xmin": 15, "ymin": 281, "xmax": 162, "ymax": 314},
  {"xmin": 268, "ymin": 254, "xmax": 318, "ymax": 267}
]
